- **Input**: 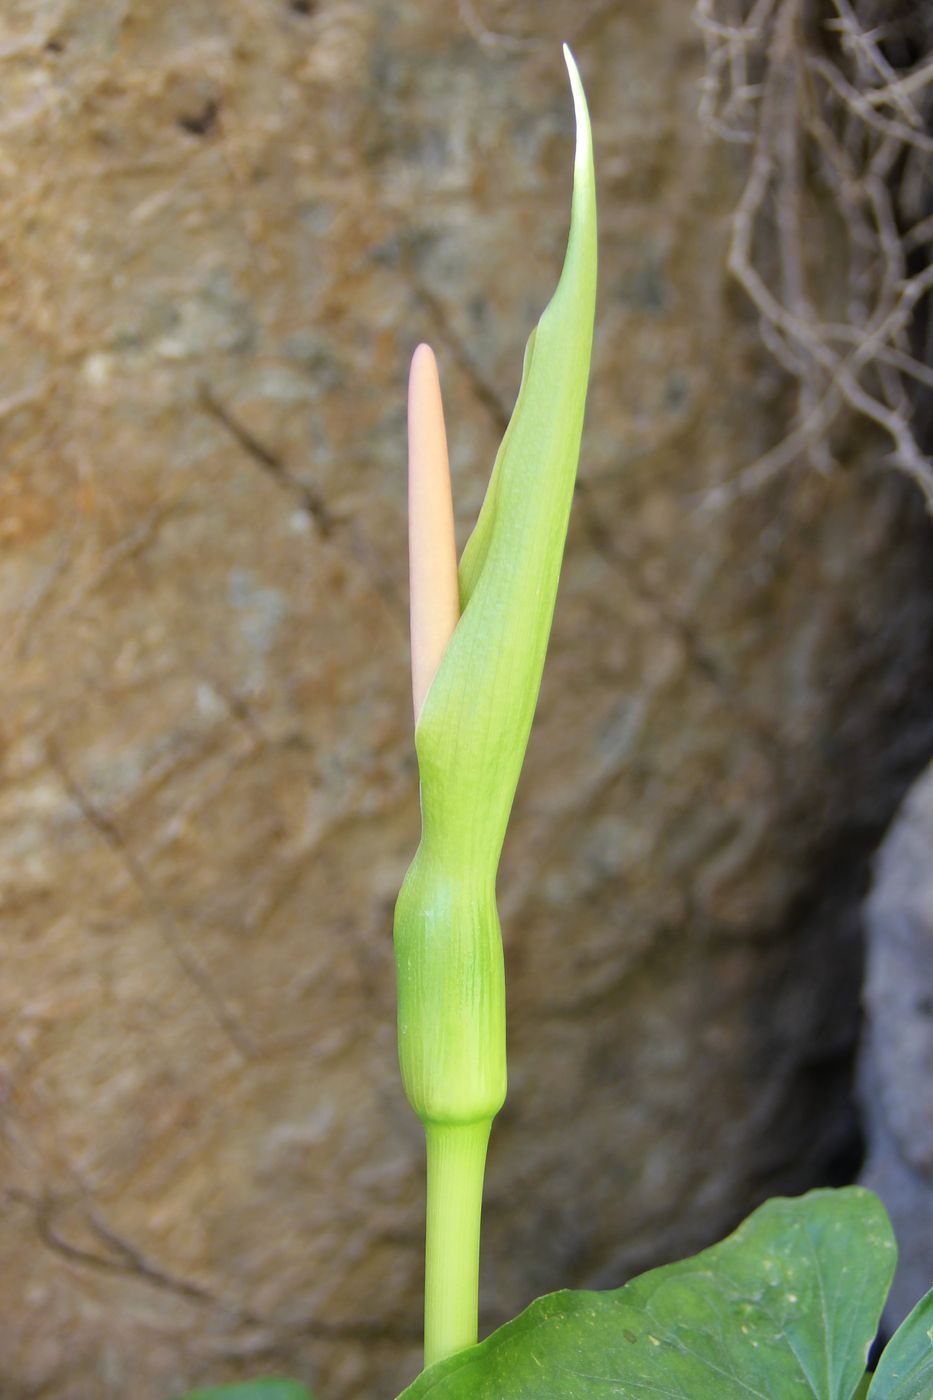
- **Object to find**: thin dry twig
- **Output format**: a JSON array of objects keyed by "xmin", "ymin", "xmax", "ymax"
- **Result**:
[{"xmin": 695, "ymin": 0, "xmax": 933, "ymax": 511}]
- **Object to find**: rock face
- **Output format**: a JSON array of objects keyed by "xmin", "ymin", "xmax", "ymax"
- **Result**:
[
  {"xmin": 0, "ymin": 2, "xmax": 931, "ymax": 1398},
  {"xmin": 860, "ymin": 761, "xmax": 933, "ymax": 1329}
]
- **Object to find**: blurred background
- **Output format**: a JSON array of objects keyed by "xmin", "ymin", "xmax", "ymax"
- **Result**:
[{"xmin": 0, "ymin": 1, "xmax": 932, "ymax": 1396}]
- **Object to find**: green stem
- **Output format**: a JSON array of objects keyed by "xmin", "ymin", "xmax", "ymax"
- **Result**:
[{"xmin": 423, "ymin": 1119, "xmax": 492, "ymax": 1370}]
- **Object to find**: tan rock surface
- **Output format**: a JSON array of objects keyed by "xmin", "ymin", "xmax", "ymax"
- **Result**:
[{"xmin": 0, "ymin": 2, "xmax": 931, "ymax": 1397}]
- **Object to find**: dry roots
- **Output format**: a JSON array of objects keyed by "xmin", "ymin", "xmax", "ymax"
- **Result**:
[{"xmin": 696, "ymin": 0, "xmax": 933, "ymax": 510}]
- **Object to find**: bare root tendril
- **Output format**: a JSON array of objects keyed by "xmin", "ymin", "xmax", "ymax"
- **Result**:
[{"xmin": 695, "ymin": 0, "xmax": 933, "ymax": 511}]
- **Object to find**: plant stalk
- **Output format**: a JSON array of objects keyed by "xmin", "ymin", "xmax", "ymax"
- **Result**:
[{"xmin": 423, "ymin": 1119, "xmax": 492, "ymax": 1370}]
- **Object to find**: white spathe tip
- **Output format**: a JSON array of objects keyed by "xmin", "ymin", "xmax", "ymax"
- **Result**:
[{"xmin": 561, "ymin": 45, "xmax": 590, "ymax": 181}]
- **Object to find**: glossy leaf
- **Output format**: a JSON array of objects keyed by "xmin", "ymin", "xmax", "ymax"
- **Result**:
[
  {"xmin": 174, "ymin": 1381, "xmax": 314, "ymax": 1400},
  {"xmin": 398, "ymin": 1188, "xmax": 895, "ymax": 1400},
  {"xmin": 868, "ymin": 1285, "xmax": 933, "ymax": 1400}
]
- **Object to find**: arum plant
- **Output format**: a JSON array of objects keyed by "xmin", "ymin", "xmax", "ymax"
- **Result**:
[
  {"xmin": 169, "ymin": 44, "xmax": 933, "ymax": 1400},
  {"xmin": 394, "ymin": 45, "xmax": 596, "ymax": 1372}
]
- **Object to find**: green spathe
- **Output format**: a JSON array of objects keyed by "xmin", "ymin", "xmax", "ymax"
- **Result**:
[
  {"xmin": 398, "ymin": 1188, "xmax": 896, "ymax": 1400},
  {"xmin": 394, "ymin": 46, "xmax": 597, "ymax": 1369},
  {"xmin": 394, "ymin": 44, "xmax": 597, "ymax": 1130}
]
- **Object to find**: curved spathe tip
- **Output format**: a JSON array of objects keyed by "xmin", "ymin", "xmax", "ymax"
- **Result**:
[{"xmin": 562, "ymin": 45, "xmax": 590, "ymax": 182}]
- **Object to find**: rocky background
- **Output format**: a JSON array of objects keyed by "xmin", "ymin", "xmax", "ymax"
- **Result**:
[
  {"xmin": 860, "ymin": 762, "xmax": 933, "ymax": 1332},
  {"xmin": 1, "ymin": 2, "xmax": 932, "ymax": 1397}
]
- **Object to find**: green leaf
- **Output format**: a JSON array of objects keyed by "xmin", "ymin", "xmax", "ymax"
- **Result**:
[
  {"xmin": 868, "ymin": 1285, "xmax": 933, "ymax": 1400},
  {"xmin": 398, "ymin": 1187, "xmax": 895, "ymax": 1400},
  {"xmin": 394, "ymin": 44, "xmax": 597, "ymax": 1129},
  {"xmin": 173, "ymin": 1382, "xmax": 314, "ymax": 1400}
]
